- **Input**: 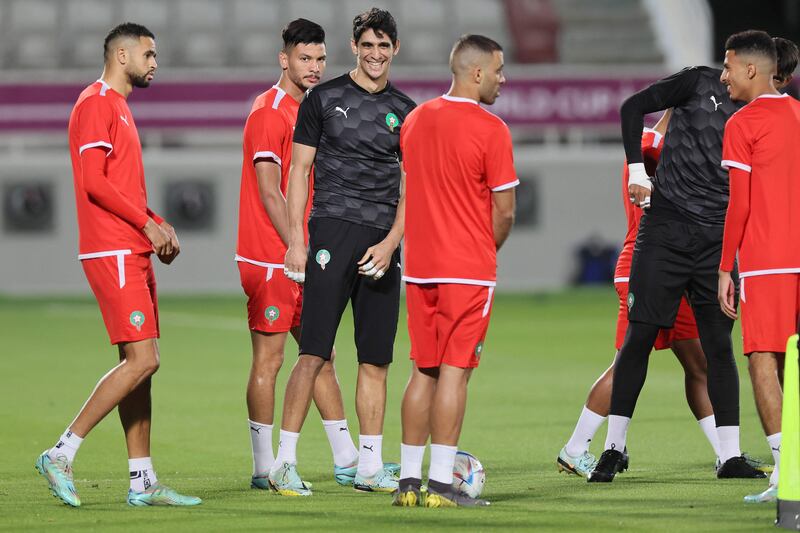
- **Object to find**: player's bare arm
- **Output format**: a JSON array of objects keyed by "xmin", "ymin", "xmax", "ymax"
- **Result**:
[
  {"xmin": 255, "ymin": 159, "xmax": 291, "ymax": 246},
  {"xmin": 491, "ymin": 188, "xmax": 515, "ymax": 250},
  {"xmin": 283, "ymin": 142, "xmax": 316, "ymax": 282},
  {"xmin": 358, "ymin": 164, "xmax": 405, "ymax": 279}
]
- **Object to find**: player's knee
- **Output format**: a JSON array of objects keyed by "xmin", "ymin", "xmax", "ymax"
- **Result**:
[
  {"xmin": 254, "ymin": 350, "xmax": 284, "ymax": 375},
  {"xmin": 136, "ymin": 356, "xmax": 160, "ymax": 378}
]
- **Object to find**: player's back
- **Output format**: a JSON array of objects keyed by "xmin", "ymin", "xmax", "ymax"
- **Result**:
[
  {"xmin": 728, "ymin": 94, "xmax": 800, "ymax": 272},
  {"xmin": 402, "ymin": 96, "xmax": 516, "ymax": 284}
]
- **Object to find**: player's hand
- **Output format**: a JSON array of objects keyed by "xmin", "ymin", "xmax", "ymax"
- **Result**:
[
  {"xmin": 627, "ymin": 163, "xmax": 652, "ymax": 209},
  {"xmin": 358, "ymin": 238, "xmax": 397, "ymax": 280},
  {"xmin": 157, "ymin": 221, "xmax": 180, "ymax": 264},
  {"xmin": 284, "ymin": 243, "xmax": 306, "ymax": 284},
  {"xmin": 717, "ymin": 270, "xmax": 738, "ymax": 320},
  {"xmin": 143, "ymin": 218, "xmax": 173, "ymax": 257}
]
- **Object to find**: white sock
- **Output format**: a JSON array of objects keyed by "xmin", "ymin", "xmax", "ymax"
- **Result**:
[
  {"xmin": 273, "ymin": 430, "xmax": 300, "ymax": 468},
  {"xmin": 129, "ymin": 457, "xmax": 157, "ymax": 492},
  {"xmin": 565, "ymin": 406, "xmax": 606, "ymax": 457},
  {"xmin": 322, "ymin": 419, "xmax": 359, "ymax": 467},
  {"xmin": 697, "ymin": 415, "xmax": 722, "ymax": 459},
  {"xmin": 717, "ymin": 425, "xmax": 741, "ymax": 462},
  {"xmin": 768, "ymin": 432, "xmax": 781, "ymax": 486},
  {"xmin": 400, "ymin": 443, "xmax": 426, "ymax": 480},
  {"xmin": 357, "ymin": 435, "xmax": 384, "ymax": 477},
  {"xmin": 248, "ymin": 419, "xmax": 274, "ymax": 475},
  {"xmin": 49, "ymin": 429, "xmax": 83, "ymax": 464},
  {"xmin": 428, "ymin": 444, "xmax": 458, "ymax": 485},
  {"xmin": 604, "ymin": 415, "xmax": 630, "ymax": 452}
]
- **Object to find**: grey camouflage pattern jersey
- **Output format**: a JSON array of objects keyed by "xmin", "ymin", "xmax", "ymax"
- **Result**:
[{"xmin": 293, "ymin": 73, "xmax": 416, "ymax": 230}]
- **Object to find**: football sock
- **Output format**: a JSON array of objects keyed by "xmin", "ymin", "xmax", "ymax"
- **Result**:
[
  {"xmin": 428, "ymin": 444, "xmax": 457, "ymax": 485},
  {"xmin": 400, "ymin": 443, "xmax": 426, "ymax": 480},
  {"xmin": 565, "ymin": 406, "xmax": 606, "ymax": 457},
  {"xmin": 322, "ymin": 419, "xmax": 359, "ymax": 468},
  {"xmin": 49, "ymin": 428, "xmax": 83, "ymax": 464},
  {"xmin": 717, "ymin": 425, "xmax": 741, "ymax": 462},
  {"xmin": 129, "ymin": 457, "xmax": 157, "ymax": 492},
  {"xmin": 768, "ymin": 432, "xmax": 781, "ymax": 486},
  {"xmin": 609, "ymin": 322, "xmax": 660, "ymax": 417},
  {"xmin": 274, "ymin": 430, "xmax": 300, "ymax": 466},
  {"xmin": 698, "ymin": 415, "xmax": 722, "ymax": 458},
  {"xmin": 604, "ymin": 415, "xmax": 631, "ymax": 452},
  {"xmin": 248, "ymin": 419, "xmax": 274, "ymax": 475},
  {"xmin": 357, "ymin": 435, "xmax": 384, "ymax": 477},
  {"xmin": 692, "ymin": 305, "xmax": 739, "ymax": 427}
]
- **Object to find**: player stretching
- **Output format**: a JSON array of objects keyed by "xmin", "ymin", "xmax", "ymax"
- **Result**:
[
  {"xmin": 272, "ymin": 8, "xmax": 415, "ymax": 496},
  {"xmin": 35, "ymin": 23, "xmax": 200, "ymax": 507},
  {"xmin": 588, "ymin": 54, "xmax": 767, "ymax": 481},
  {"xmin": 718, "ymin": 31, "xmax": 800, "ymax": 503},
  {"xmin": 236, "ymin": 19, "xmax": 362, "ymax": 491},
  {"xmin": 394, "ymin": 35, "xmax": 517, "ymax": 507},
  {"xmin": 557, "ymin": 110, "xmax": 726, "ymax": 476}
]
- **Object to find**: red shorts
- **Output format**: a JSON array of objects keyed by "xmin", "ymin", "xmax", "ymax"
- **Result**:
[
  {"xmin": 406, "ymin": 283, "xmax": 495, "ymax": 369},
  {"xmin": 740, "ymin": 274, "xmax": 800, "ymax": 354},
  {"xmin": 81, "ymin": 252, "xmax": 159, "ymax": 345},
  {"xmin": 614, "ymin": 281, "xmax": 698, "ymax": 350},
  {"xmin": 238, "ymin": 260, "xmax": 302, "ymax": 333}
]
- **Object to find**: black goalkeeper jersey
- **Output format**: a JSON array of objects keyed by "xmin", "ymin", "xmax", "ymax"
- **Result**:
[
  {"xmin": 620, "ymin": 66, "xmax": 743, "ymax": 226},
  {"xmin": 293, "ymin": 73, "xmax": 416, "ymax": 230}
]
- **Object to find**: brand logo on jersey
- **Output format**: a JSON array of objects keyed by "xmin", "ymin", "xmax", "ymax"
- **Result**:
[
  {"xmin": 316, "ymin": 249, "xmax": 331, "ymax": 270},
  {"xmin": 475, "ymin": 341, "xmax": 484, "ymax": 357},
  {"xmin": 129, "ymin": 311, "xmax": 145, "ymax": 331},
  {"xmin": 627, "ymin": 293, "xmax": 635, "ymax": 311},
  {"xmin": 385, "ymin": 113, "xmax": 399, "ymax": 132},
  {"xmin": 709, "ymin": 96, "xmax": 722, "ymax": 111},
  {"xmin": 265, "ymin": 306, "xmax": 280, "ymax": 325},
  {"xmin": 335, "ymin": 106, "xmax": 350, "ymax": 118},
  {"xmin": 120, "ymin": 115, "xmax": 129, "ymax": 126}
]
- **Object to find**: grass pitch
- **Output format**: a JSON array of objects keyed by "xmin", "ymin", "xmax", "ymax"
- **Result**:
[{"xmin": 0, "ymin": 289, "xmax": 777, "ymax": 531}]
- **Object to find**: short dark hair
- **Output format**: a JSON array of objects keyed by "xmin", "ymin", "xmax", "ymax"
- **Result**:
[
  {"xmin": 452, "ymin": 34, "xmax": 503, "ymax": 57},
  {"xmin": 282, "ymin": 18, "xmax": 325, "ymax": 51},
  {"xmin": 104, "ymin": 22, "xmax": 154, "ymax": 62},
  {"xmin": 725, "ymin": 30, "xmax": 777, "ymax": 63},
  {"xmin": 352, "ymin": 8, "xmax": 397, "ymax": 45},
  {"xmin": 774, "ymin": 37, "xmax": 799, "ymax": 81}
]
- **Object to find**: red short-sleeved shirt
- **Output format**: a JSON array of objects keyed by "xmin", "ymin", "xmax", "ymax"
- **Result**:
[
  {"xmin": 720, "ymin": 94, "xmax": 800, "ymax": 275},
  {"xmin": 236, "ymin": 86, "xmax": 311, "ymax": 264},
  {"xmin": 614, "ymin": 129, "xmax": 664, "ymax": 281},
  {"xmin": 401, "ymin": 95, "xmax": 519, "ymax": 286},
  {"xmin": 68, "ymin": 80, "xmax": 152, "ymax": 254}
]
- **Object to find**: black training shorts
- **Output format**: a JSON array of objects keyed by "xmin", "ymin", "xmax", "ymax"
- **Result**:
[
  {"xmin": 627, "ymin": 211, "xmax": 738, "ymax": 328},
  {"xmin": 298, "ymin": 217, "xmax": 400, "ymax": 365}
]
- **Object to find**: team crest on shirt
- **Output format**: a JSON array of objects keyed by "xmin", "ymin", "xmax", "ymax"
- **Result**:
[
  {"xmin": 316, "ymin": 249, "xmax": 331, "ymax": 270},
  {"xmin": 627, "ymin": 293, "xmax": 635, "ymax": 311},
  {"xmin": 475, "ymin": 341, "xmax": 484, "ymax": 358},
  {"xmin": 385, "ymin": 113, "xmax": 400, "ymax": 132},
  {"xmin": 265, "ymin": 306, "xmax": 280, "ymax": 325},
  {"xmin": 129, "ymin": 311, "xmax": 145, "ymax": 332}
]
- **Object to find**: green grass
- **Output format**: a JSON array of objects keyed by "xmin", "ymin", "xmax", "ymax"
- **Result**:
[{"xmin": 0, "ymin": 289, "xmax": 776, "ymax": 531}]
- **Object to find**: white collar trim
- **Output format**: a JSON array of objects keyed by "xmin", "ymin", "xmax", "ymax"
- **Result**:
[
  {"xmin": 442, "ymin": 94, "xmax": 478, "ymax": 105},
  {"xmin": 755, "ymin": 93, "xmax": 790, "ymax": 100}
]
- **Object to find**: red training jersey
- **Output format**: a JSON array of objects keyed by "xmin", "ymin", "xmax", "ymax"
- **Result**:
[
  {"xmin": 236, "ymin": 86, "xmax": 312, "ymax": 265},
  {"xmin": 401, "ymin": 95, "xmax": 519, "ymax": 286},
  {"xmin": 614, "ymin": 129, "xmax": 664, "ymax": 281},
  {"xmin": 68, "ymin": 80, "xmax": 155, "ymax": 255},
  {"xmin": 720, "ymin": 93, "xmax": 800, "ymax": 275}
]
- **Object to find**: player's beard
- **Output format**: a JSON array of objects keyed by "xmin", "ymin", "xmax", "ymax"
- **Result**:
[{"xmin": 129, "ymin": 71, "xmax": 151, "ymax": 89}]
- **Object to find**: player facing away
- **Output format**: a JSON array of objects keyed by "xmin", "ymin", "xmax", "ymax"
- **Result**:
[
  {"xmin": 588, "ymin": 58, "xmax": 767, "ymax": 482},
  {"xmin": 272, "ymin": 8, "xmax": 415, "ymax": 496},
  {"xmin": 394, "ymin": 35, "xmax": 517, "ymax": 508},
  {"xmin": 236, "ymin": 19, "xmax": 363, "ymax": 491},
  {"xmin": 718, "ymin": 31, "xmax": 800, "ymax": 503},
  {"xmin": 35, "ymin": 23, "xmax": 200, "ymax": 507},
  {"xmin": 557, "ymin": 110, "xmax": 727, "ymax": 476}
]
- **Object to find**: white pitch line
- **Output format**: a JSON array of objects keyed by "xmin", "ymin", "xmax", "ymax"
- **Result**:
[{"xmin": 43, "ymin": 303, "xmax": 245, "ymax": 331}]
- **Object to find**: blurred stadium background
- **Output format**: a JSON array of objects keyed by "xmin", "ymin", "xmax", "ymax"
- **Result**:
[{"xmin": 1, "ymin": 0, "xmax": 798, "ymax": 295}]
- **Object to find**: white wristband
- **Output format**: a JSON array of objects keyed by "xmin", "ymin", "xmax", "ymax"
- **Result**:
[{"xmin": 627, "ymin": 162, "xmax": 652, "ymax": 191}]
